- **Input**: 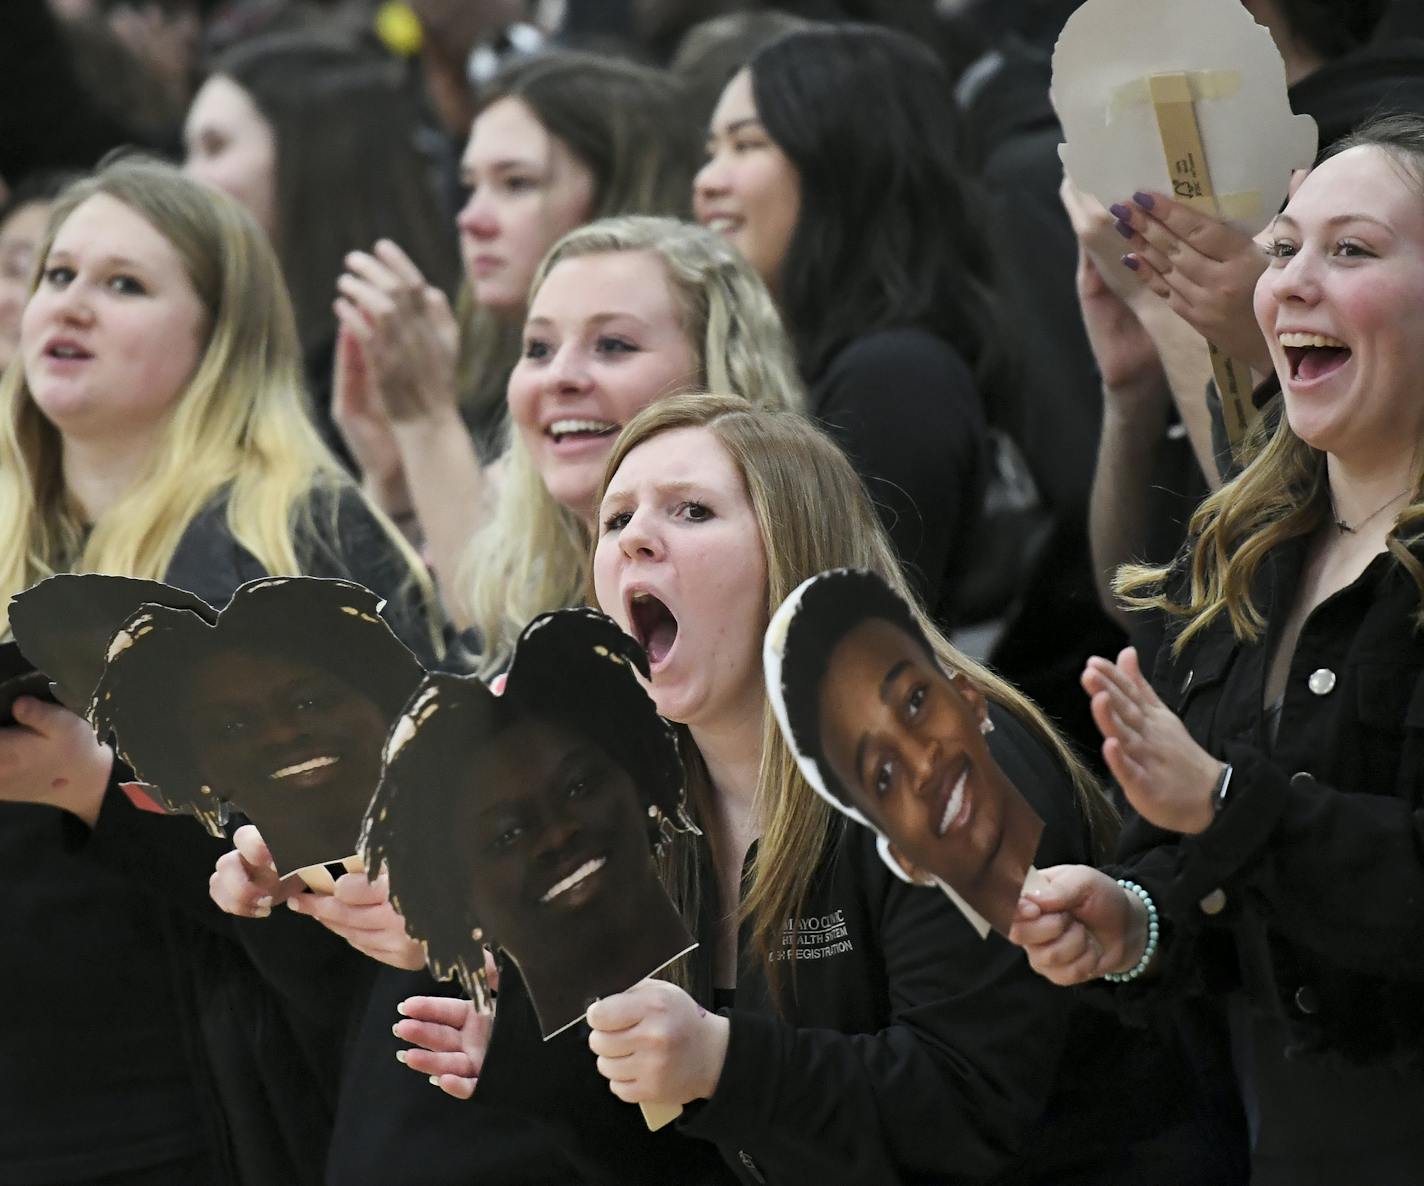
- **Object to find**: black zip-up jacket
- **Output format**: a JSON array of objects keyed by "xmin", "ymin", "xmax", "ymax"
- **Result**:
[{"xmin": 475, "ymin": 708, "xmax": 1220, "ymax": 1185}]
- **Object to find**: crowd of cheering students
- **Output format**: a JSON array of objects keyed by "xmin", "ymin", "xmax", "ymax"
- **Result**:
[{"xmin": 3, "ymin": 0, "xmax": 1424, "ymax": 1183}]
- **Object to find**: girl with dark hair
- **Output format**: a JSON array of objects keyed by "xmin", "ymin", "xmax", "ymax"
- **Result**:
[
  {"xmin": 182, "ymin": 30, "xmax": 460, "ymax": 456},
  {"xmin": 695, "ymin": 23, "xmax": 999, "ymax": 614}
]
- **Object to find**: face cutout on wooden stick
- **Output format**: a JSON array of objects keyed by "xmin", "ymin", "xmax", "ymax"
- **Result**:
[
  {"xmin": 84, "ymin": 576, "xmax": 423, "ymax": 875},
  {"xmin": 364, "ymin": 608, "xmax": 696, "ymax": 1038},
  {"xmin": 1051, "ymin": 0, "xmax": 1316, "ymax": 236},
  {"xmin": 765, "ymin": 569, "xmax": 1045, "ymax": 939}
]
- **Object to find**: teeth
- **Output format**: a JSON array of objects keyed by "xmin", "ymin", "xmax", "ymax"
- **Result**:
[
  {"xmin": 548, "ymin": 418, "xmax": 617, "ymax": 438},
  {"xmin": 271, "ymin": 755, "xmax": 338, "ymax": 780},
  {"xmin": 51, "ymin": 345, "xmax": 85, "ymax": 358},
  {"xmin": 706, "ymin": 217, "xmax": 740, "ymax": 233},
  {"xmin": 937, "ymin": 769, "xmax": 968, "ymax": 837},
  {"xmin": 540, "ymin": 857, "xmax": 606, "ymax": 903},
  {"xmin": 1278, "ymin": 331, "xmax": 1348, "ymax": 349}
]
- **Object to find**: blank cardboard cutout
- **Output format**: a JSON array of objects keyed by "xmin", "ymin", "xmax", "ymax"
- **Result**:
[
  {"xmin": 87, "ymin": 576, "xmax": 423, "ymax": 876},
  {"xmin": 765, "ymin": 569, "xmax": 1045, "ymax": 939},
  {"xmin": 10, "ymin": 575, "xmax": 218, "ymax": 714},
  {"xmin": 1051, "ymin": 0, "xmax": 1317, "ymax": 235},
  {"xmin": 364, "ymin": 608, "xmax": 696, "ymax": 1039}
]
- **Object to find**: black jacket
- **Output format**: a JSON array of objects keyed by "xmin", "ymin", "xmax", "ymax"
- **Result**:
[
  {"xmin": 1107, "ymin": 539, "xmax": 1424, "ymax": 1183},
  {"xmin": 1121, "ymin": 540, "xmax": 1424, "ymax": 1066},
  {"xmin": 809, "ymin": 327, "xmax": 987, "ymax": 619},
  {"xmin": 476, "ymin": 709, "xmax": 1213, "ymax": 1185}
]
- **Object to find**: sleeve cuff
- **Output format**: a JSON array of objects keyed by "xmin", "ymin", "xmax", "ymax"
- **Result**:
[
  {"xmin": 677, "ymin": 1008, "xmax": 774, "ymax": 1143},
  {"xmin": 1162, "ymin": 743, "xmax": 1289, "ymax": 915}
]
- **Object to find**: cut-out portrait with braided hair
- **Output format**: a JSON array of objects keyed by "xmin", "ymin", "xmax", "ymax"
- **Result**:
[
  {"xmin": 9, "ymin": 574, "xmax": 218, "ymax": 715},
  {"xmin": 89, "ymin": 577, "xmax": 424, "ymax": 876},
  {"xmin": 765, "ymin": 569, "xmax": 1045, "ymax": 938},
  {"xmin": 363, "ymin": 608, "xmax": 696, "ymax": 1039}
]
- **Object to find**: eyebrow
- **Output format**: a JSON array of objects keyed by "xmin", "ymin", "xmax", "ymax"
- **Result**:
[
  {"xmin": 43, "ymin": 249, "xmax": 149, "ymax": 271},
  {"xmin": 709, "ymin": 116, "xmax": 764, "ymax": 140},
  {"xmin": 524, "ymin": 312, "xmax": 651, "ymax": 330},
  {"xmin": 1272, "ymin": 211, "xmax": 1394, "ymax": 232},
  {"xmin": 463, "ymin": 156, "xmax": 543, "ymax": 179},
  {"xmin": 851, "ymin": 659, "xmax": 913, "ymax": 789}
]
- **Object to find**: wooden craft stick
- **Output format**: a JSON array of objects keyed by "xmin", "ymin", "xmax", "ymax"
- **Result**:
[
  {"xmin": 640, "ymin": 1101, "xmax": 683, "ymax": 1131},
  {"xmin": 1148, "ymin": 70, "xmax": 1261, "ymax": 454}
]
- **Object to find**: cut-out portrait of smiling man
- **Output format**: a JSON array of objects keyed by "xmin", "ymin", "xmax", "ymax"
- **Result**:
[
  {"xmin": 364, "ymin": 608, "xmax": 696, "ymax": 1038},
  {"xmin": 767, "ymin": 569, "xmax": 1045, "ymax": 938},
  {"xmin": 91, "ymin": 577, "xmax": 424, "ymax": 875}
]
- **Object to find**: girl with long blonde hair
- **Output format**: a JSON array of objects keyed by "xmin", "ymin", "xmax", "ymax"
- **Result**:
[
  {"xmin": 1014, "ymin": 114, "xmax": 1424, "ymax": 1179},
  {"xmin": 205, "ymin": 216, "xmax": 802, "ymax": 1184},
  {"xmin": 0, "ymin": 156, "xmax": 431, "ymax": 1186},
  {"xmin": 399, "ymin": 395, "xmax": 1184, "ymax": 1185}
]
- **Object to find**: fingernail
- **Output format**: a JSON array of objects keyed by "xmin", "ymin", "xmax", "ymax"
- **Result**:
[
  {"xmin": 1108, "ymin": 203, "xmax": 1132, "ymax": 222},
  {"xmin": 285, "ymin": 897, "xmax": 301, "ymax": 911},
  {"xmin": 1114, "ymin": 220, "xmax": 1134, "ymax": 240},
  {"xmin": 256, "ymin": 896, "xmax": 273, "ymax": 910},
  {"xmin": 429, "ymin": 1075, "xmax": 442, "ymax": 1087},
  {"xmin": 395, "ymin": 1050, "xmax": 408, "ymax": 1064},
  {"xmin": 253, "ymin": 905, "xmax": 271, "ymax": 919},
  {"xmin": 396, "ymin": 1002, "xmax": 410, "ymax": 1016},
  {"xmin": 1132, "ymin": 191, "xmax": 1155, "ymax": 210},
  {"xmin": 392, "ymin": 1023, "xmax": 403, "ymax": 1037},
  {"xmin": 1121, "ymin": 254, "xmax": 1140, "ymax": 271}
]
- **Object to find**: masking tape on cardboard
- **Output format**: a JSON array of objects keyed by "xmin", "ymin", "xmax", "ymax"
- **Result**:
[{"xmin": 1109, "ymin": 68, "xmax": 1242, "ymax": 113}]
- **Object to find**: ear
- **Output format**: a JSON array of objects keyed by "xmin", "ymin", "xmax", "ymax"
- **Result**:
[
  {"xmin": 887, "ymin": 844, "xmax": 937, "ymax": 888},
  {"xmin": 949, "ymin": 671, "xmax": 989, "ymax": 731}
]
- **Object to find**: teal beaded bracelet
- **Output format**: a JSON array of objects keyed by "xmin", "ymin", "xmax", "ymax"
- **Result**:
[{"xmin": 1104, "ymin": 879, "xmax": 1159, "ymax": 984}]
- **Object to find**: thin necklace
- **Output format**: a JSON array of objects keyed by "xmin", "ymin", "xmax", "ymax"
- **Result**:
[{"xmin": 1329, "ymin": 486, "xmax": 1412, "ymax": 534}]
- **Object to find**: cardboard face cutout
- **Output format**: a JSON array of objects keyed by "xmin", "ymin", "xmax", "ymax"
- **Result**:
[
  {"xmin": 10, "ymin": 575, "xmax": 217, "ymax": 714},
  {"xmin": 1051, "ymin": 0, "xmax": 1317, "ymax": 236},
  {"xmin": 84, "ymin": 576, "xmax": 424, "ymax": 876},
  {"xmin": 365, "ymin": 608, "xmax": 697, "ymax": 1039},
  {"xmin": 765, "ymin": 569, "xmax": 1045, "ymax": 939}
]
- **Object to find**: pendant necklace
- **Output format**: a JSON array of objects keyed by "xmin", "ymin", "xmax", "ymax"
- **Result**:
[{"xmin": 1329, "ymin": 487, "xmax": 1412, "ymax": 534}]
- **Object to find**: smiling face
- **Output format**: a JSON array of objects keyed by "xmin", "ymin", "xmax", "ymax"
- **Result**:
[
  {"xmin": 183, "ymin": 75, "xmax": 278, "ymax": 241},
  {"xmin": 509, "ymin": 250, "xmax": 700, "ymax": 517},
  {"xmin": 0, "ymin": 200, "xmax": 51, "ymax": 374},
  {"xmin": 815, "ymin": 618, "xmax": 1029, "ymax": 904},
  {"xmin": 593, "ymin": 426, "xmax": 768, "ymax": 730},
  {"xmin": 1255, "ymin": 144, "xmax": 1424, "ymax": 465},
  {"xmin": 456, "ymin": 97, "xmax": 595, "ymax": 312},
  {"xmin": 460, "ymin": 713, "xmax": 651, "ymax": 950},
  {"xmin": 693, "ymin": 69, "xmax": 801, "ymax": 293},
  {"xmin": 20, "ymin": 193, "xmax": 207, "ymax": 447},
  {"xmin": 188, "ymin": 648, "xmax": 389, "ymax": 862}
]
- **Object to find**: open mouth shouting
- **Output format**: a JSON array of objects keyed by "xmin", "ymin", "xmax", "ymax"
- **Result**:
[
  {"xmin": 539, "ymin": 854, "xmax": 608, "ymax": 909},
  {"xmin": 1280, "ymin": 331, "xmax": 1352, "ymax": 385},
  {"xmin": 627, "ymin": 590, "xmax": 679, "ymax": 668},
  {"xmin": 928, "ymin": 758, "xmax": 973, "ymax": 840}
]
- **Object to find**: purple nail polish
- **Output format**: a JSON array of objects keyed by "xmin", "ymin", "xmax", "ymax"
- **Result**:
[
  {"xmin": 1132, "ymin": 191, "xmax": 1155, "ymax": 210},
  {"xmin": 1114, "ymin": 220, "xmax": 1134, "ymax": 240},
  {"xmin": 1121, "ymin": 254, "xmax": 1140, "ymax": 271},
  {"xmin": 1109, "ymin": 203, "xmax": 1132, "ymax": 222}
]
